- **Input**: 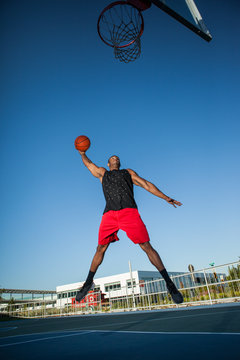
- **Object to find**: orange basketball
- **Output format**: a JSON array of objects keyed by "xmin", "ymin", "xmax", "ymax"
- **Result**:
[{"xmin": 74, "ymin": 135, "xmax": 91, "ymax": 152}]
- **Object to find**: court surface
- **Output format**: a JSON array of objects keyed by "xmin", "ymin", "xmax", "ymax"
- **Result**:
[{"xmin": 1, "ymin": 303, "xmax": 239, "ymax": 359}]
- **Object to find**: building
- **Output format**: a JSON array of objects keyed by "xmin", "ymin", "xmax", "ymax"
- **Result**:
[
  {"xmin": 0, "ymin": 289, "xmax": 57, "ymax": 313},
  {"xmin": 56, "ymin": 269, "xmax": 224, "ymax": 308}
]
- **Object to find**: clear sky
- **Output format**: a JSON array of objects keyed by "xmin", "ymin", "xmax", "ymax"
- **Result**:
[{"xmin": 1, "ymin": 0, "xmax": 239, "ymax": 290}]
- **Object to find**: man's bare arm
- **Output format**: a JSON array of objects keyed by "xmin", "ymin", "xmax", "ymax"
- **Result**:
[
  {"xmin": 79, "ymin": 151, "xmax": 106, "ymax": 181},
  {"xmin": 127, "ymin": 169, "xmax": 182, "ymax": 208}
]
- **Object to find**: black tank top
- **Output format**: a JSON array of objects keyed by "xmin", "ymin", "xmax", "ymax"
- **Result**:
[{"xmin": 102, "ymin": 169, "xmax": 137, "ymax": 214}]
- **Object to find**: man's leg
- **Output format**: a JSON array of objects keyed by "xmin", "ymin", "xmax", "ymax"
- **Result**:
[
  {"xmin": 90, "ymin": 244, "xmax": 109, "ymax": 273},
  {"xmin": 139, "ymin": 242, "xmax": 183, "ymax": 304},
  {"xmin": 139, "ymin": 242, "xmax": 165, "ymax": 272},
  {"xmin": 75, "ymin": 244, "xmax": 109, "ymax": 302}
]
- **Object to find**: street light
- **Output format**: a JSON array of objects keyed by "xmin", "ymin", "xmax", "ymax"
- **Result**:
[{"xmin": 209, "ymin": 262, "xmax": 217, "ymax": 281}]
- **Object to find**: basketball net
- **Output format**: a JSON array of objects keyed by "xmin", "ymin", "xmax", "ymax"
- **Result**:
[{"xmin": 97, "ymin": 1, "xmax": 151, "ymax": 63}]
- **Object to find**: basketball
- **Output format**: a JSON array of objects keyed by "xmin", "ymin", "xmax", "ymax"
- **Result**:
[{"xmin": 74, "ymin": 135, "xmax": 91, "ymax": 152}]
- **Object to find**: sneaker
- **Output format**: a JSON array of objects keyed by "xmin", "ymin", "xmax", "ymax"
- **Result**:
[
  {"xmin": 75, "ymin": 282, "xmax": 94, "ymax": 303},
  {"xmin": 167, "ymin": 282, "xmax": 183, "ymax": 304}
]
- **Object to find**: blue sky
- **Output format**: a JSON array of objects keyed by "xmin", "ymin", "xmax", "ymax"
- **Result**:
[{"xmin": 1, "ymin": 0, "xmax": 240, "ymax": 290}]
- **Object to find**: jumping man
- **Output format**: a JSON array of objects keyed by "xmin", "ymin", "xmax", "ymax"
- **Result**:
[{"xmin": 76, "ymin": 152, "xmax": 183, "ymax": 304}]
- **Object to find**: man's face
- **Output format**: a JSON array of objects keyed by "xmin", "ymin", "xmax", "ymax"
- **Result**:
[{"xmin": 108, "ymin": 155, "xmax": 120, "ymax": 169}]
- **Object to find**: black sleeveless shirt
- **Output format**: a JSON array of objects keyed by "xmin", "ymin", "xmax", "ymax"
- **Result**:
[{"xmin": 102, "ymin": 169, "xmax": 138, "ymax": 214}]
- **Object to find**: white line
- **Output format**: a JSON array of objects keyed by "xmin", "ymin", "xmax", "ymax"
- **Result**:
[
  {"xmin": 0, "ymin": 321, "xmax": 139, "ymax": 340},
  {"xmin": 149, "ymin": 309, "xmax": 240, "ymax": 322},
  {"xmin": 1, "ymin": 329, "xmax": 239, "ymax": 348},
  {"xmin": 1, "ymin": 308, "xmax": 239, "ymax": 341},
  {"xmin": 0, "ymin": 329, "xmax": 79, "ymax": 340},
  {"xmin": 46, "ymin": 309, "xmax": 240, "ymax": 329},
  {"xmin": 0, "ymin": 327, "xmax": 17, "ymax": 331},
  {"xmin": 83, "ymin": 320, "xmax": 138, "ymax": 328},
  {"xmin": 88, "ymin": 330, "xmax": 240, "ymax": 336},
  {"xmin": 0, "ymin": 330, "xmax": 94, "ymax": 348}
]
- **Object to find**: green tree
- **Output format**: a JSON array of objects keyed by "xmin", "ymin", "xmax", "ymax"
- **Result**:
[
  {"xmin": 7, "ymin": 298, "xmax": 15, "ymax": 313},
  {"xmin": 226, "ymin": 265, "xmax": 240, "ymax": 295}
]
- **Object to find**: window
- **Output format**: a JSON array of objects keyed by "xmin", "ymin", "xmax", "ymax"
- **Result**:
[
  {"xmin": 104, "ymin": 282, "xmax": 121, "ymax": 292},
  {"xmin": 126, "ymin": 279, "xmax": 136, "ymax": 288}
]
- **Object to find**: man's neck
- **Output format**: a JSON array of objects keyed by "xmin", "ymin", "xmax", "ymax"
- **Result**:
[{"xmin": 109, "ymin": 167, "xmax": 120, "ymax": 171}]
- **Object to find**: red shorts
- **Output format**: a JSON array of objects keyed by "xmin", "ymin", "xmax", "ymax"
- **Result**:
[{"xmin": 98, "ymin": 208, "xmax": 150, "ymax": 245}]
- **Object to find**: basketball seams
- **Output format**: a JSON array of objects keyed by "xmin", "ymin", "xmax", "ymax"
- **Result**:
[{"xmin": 76, "ymin": 139, "xmax": 89, "ymax": 145}]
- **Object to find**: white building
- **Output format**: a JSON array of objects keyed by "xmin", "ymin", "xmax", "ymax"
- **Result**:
[{"xmin": 56, "ymin": 270, "xmax": 194, "ymax": 308}]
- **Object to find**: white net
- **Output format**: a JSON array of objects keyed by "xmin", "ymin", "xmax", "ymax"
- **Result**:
[
  {"xmin": 98, "ymin": 2, "xmax": 144, "ymax": 63},
  {"xmin": 114, "ymin": 37, "xmax": 141, "ymax": 63}
]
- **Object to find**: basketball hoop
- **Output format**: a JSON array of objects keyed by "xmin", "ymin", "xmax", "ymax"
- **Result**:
[{"xmin": 97, "ymin": 1, "xmax": 151, "ymax": 63}]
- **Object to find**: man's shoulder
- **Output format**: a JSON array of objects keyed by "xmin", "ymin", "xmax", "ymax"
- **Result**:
[
  {"xmin": 121, "ymin": 168, "xmax": 134, "ymax": 175},
  {"xmin": 98, "ymin": 167, "xmax": 107, "ymax": 180},
  {"xmin": 100, "ymin": 168, "xmax": 107, "ymax": 175},
  {"xmin": 126, "ymin": 168, "xmax": 136, "ymax": 175}
]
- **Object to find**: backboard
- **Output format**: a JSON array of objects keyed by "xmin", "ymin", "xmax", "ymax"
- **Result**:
[{"xmin": 151, "ymin": 0, "xmax": 212, "ymax": 41}]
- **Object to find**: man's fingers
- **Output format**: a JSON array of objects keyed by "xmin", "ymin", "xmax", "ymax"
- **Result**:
[
  {"xmin": 167, "ymin": 198, "xmax": 182, "ymax": 208},
  {"xmin": 168, "ymin": 200, "xmax": 176, "ymax": 208},
  {"xmin": 169, "ymin": 200, "xmax": 182, "ymax": 207}
]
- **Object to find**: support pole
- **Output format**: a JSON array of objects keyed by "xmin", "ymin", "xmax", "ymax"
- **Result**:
[
  {"xmin": 203, "ymin": 269, "xmax": 213, "ymax": 305},
  {"xmin": 129, "ymin": 260, "xmax": 136, "ymax": 309}
]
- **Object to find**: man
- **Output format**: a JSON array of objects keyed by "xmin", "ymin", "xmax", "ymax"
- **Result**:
[{"xmin": 76, "ymin": 152, "xmax": 183, "ymax": 304}]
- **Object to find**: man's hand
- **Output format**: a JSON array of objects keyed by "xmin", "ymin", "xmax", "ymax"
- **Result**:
[{"xmin": 166, "ymin": 198, "xmax": 182, "ymax": 208}]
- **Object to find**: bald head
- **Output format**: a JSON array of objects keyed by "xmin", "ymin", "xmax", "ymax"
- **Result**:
[{"xmin": 108, "ymin": 155, "xmax": 121, "ymax": 170}]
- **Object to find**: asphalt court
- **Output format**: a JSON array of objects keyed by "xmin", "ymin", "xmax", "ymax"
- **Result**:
[{"xmin": 0, "ymin": 304, "xmax": 239, "ymax": 359}]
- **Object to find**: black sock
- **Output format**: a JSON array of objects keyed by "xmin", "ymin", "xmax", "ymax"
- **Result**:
[
  {"xmin": 85, "ymin": 270, "xmax": 95, "ymax": 285},
  {"xmin": 160, "ymin": 268, "xmax": 172, "ymax": 285}
]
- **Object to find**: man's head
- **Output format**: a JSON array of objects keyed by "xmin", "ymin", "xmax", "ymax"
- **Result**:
[{"xmin": 108, "ymin": 155, "xmax": 121, "ymax": 170}]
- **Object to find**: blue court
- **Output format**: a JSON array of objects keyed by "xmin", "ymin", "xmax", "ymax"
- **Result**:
[{"xmin": 0, "ymin": 303, "xmax": 239, "ymax": 359}]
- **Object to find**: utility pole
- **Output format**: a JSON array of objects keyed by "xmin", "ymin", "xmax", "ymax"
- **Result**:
[{"xmin": 129, "ymin": 260, "xmax": 136, "ymax": 309}]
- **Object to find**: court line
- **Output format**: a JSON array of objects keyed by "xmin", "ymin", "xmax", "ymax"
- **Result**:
[
  {"xmin": 0, "ymin": 321, "xmax": 138, "ymax": 340},
  {"xmin": 0, "ymin": 330, "xmax": 94, "ymax": 348},
  {"xmin": 149, "ymin": 309, "xmax": 240, "ymax": 322},
  {"xmin": 54, "ymin": 309, "xmax": 240, "ymax": 330},
  {"xmin": 1, "ymin": 329, "xmax": 239, "ymax": 348},
  {"xmin": 0, "ymin": 329, "xmax": 87, "ymax": 340},
  {"xmin": 1, "ymin": 308, "xmax": 239, "ymax": 341},
  {"xmin": 0, "ymin": 327, "xmax": 18, "ymax": 332},
  {"xmin": 89, "ymin": 330, "xmax": 240, "ymax": 336}
]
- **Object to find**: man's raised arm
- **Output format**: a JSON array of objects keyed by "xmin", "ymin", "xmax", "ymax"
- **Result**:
[
  {"xmin": 79, "ymin": 151, "xmax": 106, "ymax": 181},
  {"xmin": 127, "ymin": 169, "xmax": 182, "ymax": 208}
]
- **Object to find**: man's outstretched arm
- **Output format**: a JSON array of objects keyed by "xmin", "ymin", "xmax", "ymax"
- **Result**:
[
  {"xmin": 79, "ymin": 151, "xmax": 106, "ymax": 181},
  {"xmin": 127, "ymin": 169, "xmax": 182, "ymax": 208}
]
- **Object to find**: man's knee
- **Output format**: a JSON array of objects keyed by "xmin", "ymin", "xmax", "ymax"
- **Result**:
[
  {"xmin": 139, "ymin": 241, "xmax": 152, "ymax": 252},
  {"xmin": 96, "ymin": 244, "xmax": 108, "ymax": 253}
]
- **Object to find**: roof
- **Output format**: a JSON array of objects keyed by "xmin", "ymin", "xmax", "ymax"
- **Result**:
[{"xmin": 0, "ymin": 289, "xmax": 56, "ymax": 294}]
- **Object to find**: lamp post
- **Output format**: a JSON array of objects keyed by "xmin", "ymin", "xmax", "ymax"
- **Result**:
[
  {"xmin": 209, "ymin": 262, "xmax": 217, "ymax": 282},
  {"xmin": 129, "ymin": 260, "xmax": 136, "ymax": 309}
]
